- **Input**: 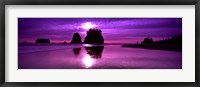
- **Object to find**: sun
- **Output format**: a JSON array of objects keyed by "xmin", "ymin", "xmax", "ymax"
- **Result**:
[{"xmin": 81, "ymin": 22, "xmax": 96, "ymax": 30}]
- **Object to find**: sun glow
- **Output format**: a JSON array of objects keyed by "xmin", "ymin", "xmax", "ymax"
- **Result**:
[
  {"xmin": 82, "ymin": 55, "xmax": 95, "ymax": 68},
  {"xmin": 81, "ymin": 22, "xmax": 96, "ymax": 30}
]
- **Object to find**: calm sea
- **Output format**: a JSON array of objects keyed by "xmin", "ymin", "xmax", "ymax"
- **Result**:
[{"xmin": 18, "ymin": 44, "xmax": 182, "ymax": 69}]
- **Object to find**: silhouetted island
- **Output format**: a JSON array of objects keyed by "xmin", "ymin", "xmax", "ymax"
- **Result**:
[
  {"xmin": 141, "ymin": 37, "xmax": 153, "ymax": 44},
  {"xmin": 70, "ymin": 33, "xmax": 82, "ymax": 44},
  {"xmin": 84, "ymin": 28, "xmax": 104, "ymax": 44},
  {"xmin": 36, "ymin": 39, "xmax": 50, "ymax": 43},
  {"xmin": 22, "ymin": 41, "xmax": 27, "ymax": 44},
  {"xmin": 122, "ymin": 35, "xmax": 182, "ymax": 51}
]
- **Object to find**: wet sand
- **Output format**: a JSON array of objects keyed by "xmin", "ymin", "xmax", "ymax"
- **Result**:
[{"xmin": 18, "ymin": 44, "xmax": 182, "ymax": 69}]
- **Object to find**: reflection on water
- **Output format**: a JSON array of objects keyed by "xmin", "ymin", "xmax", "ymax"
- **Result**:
[
  {"xmin": 18, "ymin": 44, "xmax": 182, "ymax": 69},
  {"xmin": 73, "ymin": 48, "xmax": 82, "ymax": 55},
  {"xmin": 82, "ymin": 55, "xmax": 96, "ymax": 68},
  {"xmin": 73, "ymin": 46, "xmax": 104, "ymax": 68},
  {"xmin": 85, "ymin": 46, "xmax": 104, "ymax": 58}
]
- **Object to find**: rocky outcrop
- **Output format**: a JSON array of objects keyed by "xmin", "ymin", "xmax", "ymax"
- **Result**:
[
  {"xmin": 70, "ymin": 33, "xmax": 82, "ymax": 43},
  {"xmin": 36, "ymin": 39, "xmax": 50, "ymax": 43},
  {"xmin": 22, "ymin": 41, "xmax": 27, "ymax": 44},
  {"xmin": 84, "ymin": 28, "xmax": 104, "ymax": 44},
  {"xmin": 141, "ymin": 37, "xmax": 153, "ymax": 44}
]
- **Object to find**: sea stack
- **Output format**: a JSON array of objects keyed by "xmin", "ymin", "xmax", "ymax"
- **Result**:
[
  {"xmin": 84, "ymin": 28, "xmax": 104, "ymax": 44},
  {"xmin": 70, "ymin": 33, "xmax": 82, "ymax": 43},
  {"xmin": 36, "ymin": 39, "xmax": 50, "ymax": 43}
]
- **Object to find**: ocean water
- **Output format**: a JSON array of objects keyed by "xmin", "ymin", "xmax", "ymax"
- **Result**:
[{"xmin": 18, "ymin": 44, "xmax": 182, "ymax": 69}]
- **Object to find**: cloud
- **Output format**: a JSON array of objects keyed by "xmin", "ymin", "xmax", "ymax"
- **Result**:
[{"xmin": 18, "ymin": 18, "xmax": 182, "ymax": 43}]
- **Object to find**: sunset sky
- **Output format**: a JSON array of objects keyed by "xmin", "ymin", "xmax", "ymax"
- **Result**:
[{"xmin": 18, "ymin": 18, "xmax": 182, "ymax": 43}]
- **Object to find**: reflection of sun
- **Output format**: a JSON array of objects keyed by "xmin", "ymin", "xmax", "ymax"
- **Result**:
[
  {"xmin": 82, "ymin": 55, "xmax": 95, "ymax": 68},
  {"xmin": 81, "ymin": 22, "xmax": 96, "ymax": 30}
]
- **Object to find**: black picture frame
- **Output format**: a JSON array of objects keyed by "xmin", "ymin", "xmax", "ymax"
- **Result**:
[{"xmin": 0, "ymin": 0, "xmax": 199, "ymax": 87}]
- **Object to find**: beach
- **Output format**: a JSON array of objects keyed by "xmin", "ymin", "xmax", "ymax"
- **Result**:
[{"xmin": 18, "ymin": 44, "xmax": 182, "ymax": 69}]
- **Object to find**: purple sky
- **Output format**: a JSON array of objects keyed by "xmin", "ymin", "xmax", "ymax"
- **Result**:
[{"xmin": 18, "ymin": 18, "xmax": 182, "ymax": 43}]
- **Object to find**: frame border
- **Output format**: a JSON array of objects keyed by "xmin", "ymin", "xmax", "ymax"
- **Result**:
[{"xmin": 0, "ymin": 0, "xmax": 200, "ymax": 87}]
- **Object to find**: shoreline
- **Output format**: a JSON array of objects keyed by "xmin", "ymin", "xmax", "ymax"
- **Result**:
[
  {"xmin": 18, "ymin": 43, "xmax": 182, "ymax": 52},
  {"xmin": 122, "ymin": 43, "xmax": 182, "ymax": 52}
]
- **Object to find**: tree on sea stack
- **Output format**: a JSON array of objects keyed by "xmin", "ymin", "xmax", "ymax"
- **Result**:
[{"xmin": 84, "ymin": 28, "xmax": 104, "ymax": 44}]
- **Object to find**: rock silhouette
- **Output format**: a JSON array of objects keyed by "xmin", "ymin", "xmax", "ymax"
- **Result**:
[
  {"xmin": 70, "ymin": 33, "xmax": 82, "ymax": 43},
  {"xmin": 84, "ymin": 28, "xmax": 104, "ymax": 44},
  {"xmin": 22, "ymin": 41, "xmax": 27, "ymax": 44},
  {"xmin": 36, "ymin": 39, "xmax": 50, "ymax": 43},
  {"xmin": 141, "ymin": 37, "xmax": 153, "ymax": 44},
  {"xmin": 157, "ymin": 35, "xmax": 182, "ymax": 44},
  {"xmin": 122, "ymin": 35, "xmax": 182, "ymax": 51}
]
